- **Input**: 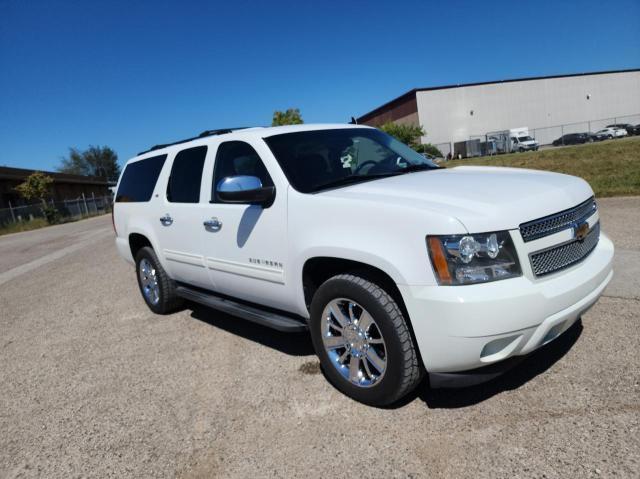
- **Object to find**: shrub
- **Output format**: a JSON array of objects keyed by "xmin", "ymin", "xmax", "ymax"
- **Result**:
[
  {"xmin": 414, "ymin": 143, "xmax": 443, "ymax": 158},
  {"xmin": 42, "ymin": 205, "xmax": 61, "ymax": 225}
]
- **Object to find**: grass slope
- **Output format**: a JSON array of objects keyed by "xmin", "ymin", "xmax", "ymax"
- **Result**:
[{"xmin": 445, "ymin": 136, "xmax": 640, "ymax": 197}]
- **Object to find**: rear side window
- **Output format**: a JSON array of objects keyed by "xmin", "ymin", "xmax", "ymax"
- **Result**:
[
  {"xmin": 167, "ymin": 146, "xmax": 207, "ymax": 203},
  {"xmin": 116, "ymin": 154, "xmax": 167, "ymax": 202}
]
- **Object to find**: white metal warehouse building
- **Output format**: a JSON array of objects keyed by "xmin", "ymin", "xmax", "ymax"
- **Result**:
[{"xmin": 357, "ymin": 69, "xmax": 640, "ymax": 156}]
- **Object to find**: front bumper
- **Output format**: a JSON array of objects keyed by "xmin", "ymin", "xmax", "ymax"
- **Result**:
[{"xmin": 398, "ymin": 232, "xmax": 614, "ymax": 375}]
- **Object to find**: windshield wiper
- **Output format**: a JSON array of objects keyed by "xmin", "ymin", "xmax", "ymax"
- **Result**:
[
  {"xmin": 396, "ymin": 163, "xmax": 441, "ymax": 173},
  {"xmin": 312, "ymin": 164, "xmax": 440, "ymax": 192},
  {"xmin": 313, "ymin": 173, "xmax": 399, "ymax": 191}
]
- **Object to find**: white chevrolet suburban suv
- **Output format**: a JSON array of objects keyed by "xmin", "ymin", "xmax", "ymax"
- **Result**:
[{"xmin": 114, "ymin": 124, "xmax": 614, "ymax": 406}]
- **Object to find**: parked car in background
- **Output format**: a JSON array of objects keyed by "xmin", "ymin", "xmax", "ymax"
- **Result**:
[
  {"xmin": 606, "ymin": 124, "xmax": 636, "ymax": 136},
  {"xmin": 590, "ymin": 131, "xmax": 609, "ymax": 142},
  {"xmin": 552, "ymin": 133, "xmax": 592, "ymax": 146},
  {"xmin": 595, "ymin": 127, "xmax": 627, "ymax": 139}
]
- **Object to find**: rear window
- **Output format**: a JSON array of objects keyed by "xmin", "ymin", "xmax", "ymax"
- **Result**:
[
  {"xmin": 167, "ymin": 146, "xmax": 207, "ymax": 203},
  {"xmin": 116, "ymin": 154, "xmax": 167, "ymax": 202}
]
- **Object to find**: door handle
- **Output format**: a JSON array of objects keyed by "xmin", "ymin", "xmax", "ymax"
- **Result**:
[
  {"xmin": 203, "ymin": 218, "xmax": 222, "ymax": 230},
  {"xmin": 160, "ymin": 214, "xmax": 173, "ymax": 226}
]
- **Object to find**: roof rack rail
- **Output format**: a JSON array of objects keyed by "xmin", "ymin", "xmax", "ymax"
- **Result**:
[{"xmin": 137, "ymin": 127, "xmax": 251, "ymax": 156}]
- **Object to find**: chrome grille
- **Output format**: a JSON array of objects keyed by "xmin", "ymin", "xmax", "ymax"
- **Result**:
[
  {"xmin": 519, "ymin": 197, "xmax": 597, "ymax": 242},
  {"xmin": 530, "ymin": 222, "xmax": 600, "ymax": 277}
]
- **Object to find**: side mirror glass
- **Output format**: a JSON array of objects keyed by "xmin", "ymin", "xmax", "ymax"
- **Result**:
[{"xmin": 216, "ymin": 175, "xmax": 275, "ymax": 207}]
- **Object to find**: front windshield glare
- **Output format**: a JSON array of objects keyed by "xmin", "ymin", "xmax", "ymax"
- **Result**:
[
  {"xmin": 518, "ymin": 136, "xmax": 533, "ymax": 142},
  {"xmin": 264, "ymin": 128, "xmax": 439, "ymax": 193}
]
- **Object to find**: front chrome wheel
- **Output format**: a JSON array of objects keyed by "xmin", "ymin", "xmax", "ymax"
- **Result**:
[
  {"xmin": 321, "ymin": 298, "xmax": 387, "ymax": 388},
  {"xmin": 138, "ymin": 258, "xmax": 160, "ymax": 305}
]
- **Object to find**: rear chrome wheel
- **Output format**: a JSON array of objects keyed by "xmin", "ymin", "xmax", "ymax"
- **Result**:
[
  {"xmin": 138, "ymin": 258, "xmax": 160, "ymax": 306},
  {"xmin": 321, "ymin": 298, "xmax": 387, "ymax": 387},
  {"xmin": 135, "ymin": 246, "xmax": 183, "ymax": 314}
]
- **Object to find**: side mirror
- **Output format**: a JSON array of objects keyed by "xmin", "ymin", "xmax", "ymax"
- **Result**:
[{"xmin": 216, "ymin": 175, "xmax": 275, "ymax": 207}]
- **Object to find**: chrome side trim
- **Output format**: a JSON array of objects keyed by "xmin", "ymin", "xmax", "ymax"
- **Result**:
[
  {"xmin": 205, "ymin": 257, "xmax": 285, "ymax": 284},
  {"xmin": 164, "ymin": 249, "xmax": 206, "ymax": 267}
]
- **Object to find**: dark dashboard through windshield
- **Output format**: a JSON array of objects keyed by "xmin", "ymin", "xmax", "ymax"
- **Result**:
[{"xmin": 264, "ymin": 128, "xmax": 439, "ymax": 193}]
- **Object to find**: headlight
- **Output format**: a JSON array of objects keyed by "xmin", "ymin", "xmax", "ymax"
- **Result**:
[{"xmin": 427, "ymin": 231, "xmax": 521, "ymax": 285}]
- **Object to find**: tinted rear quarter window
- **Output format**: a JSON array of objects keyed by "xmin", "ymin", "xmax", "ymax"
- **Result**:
[
  {"xmin": 167, "ymin": 146, "xmax": 208, "ymax": 203},
  {"xmin": 116, "ymin": 154, "xmax": 167, "ymax": 202}
]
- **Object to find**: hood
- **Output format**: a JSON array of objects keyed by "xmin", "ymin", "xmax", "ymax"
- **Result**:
[{"xmin": 320, "ymin": 166, "xmax": 594, "ymax": 232}]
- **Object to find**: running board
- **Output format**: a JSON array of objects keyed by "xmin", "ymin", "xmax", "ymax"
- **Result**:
[{"xmin": 175, "ymin": 285, "xmax": 308, "ymax": 333}]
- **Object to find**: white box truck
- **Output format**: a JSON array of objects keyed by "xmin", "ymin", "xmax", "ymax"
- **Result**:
[
  {"xmin": 508, "ymin": 127, "xmax": 539, "ymax": 152},
  {"xmin": 488, "ymin": 127, "xmax": 539, "ymax": 153}
]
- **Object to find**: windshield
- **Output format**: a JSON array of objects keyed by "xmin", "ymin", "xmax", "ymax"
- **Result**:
[
  {"xmin": 518, "ymin": 136, "xmax": 534, "ymax": 142},
  {"xmin": 264, "ymin": 128, "xmax": 439, "ymax": 193}
]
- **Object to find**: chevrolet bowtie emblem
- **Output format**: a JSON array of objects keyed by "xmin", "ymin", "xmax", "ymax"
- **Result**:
[{"xmin": 574, "ymin": 221, "xmax": 590, "ymax": 242}]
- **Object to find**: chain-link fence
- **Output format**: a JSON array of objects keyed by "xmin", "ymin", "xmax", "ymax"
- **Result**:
[
  {"xmin": 0, "ymin": 194, "xmax": 113, "ymax": 227},
  {"xmin": 432, "ymin": 142, "xmax": 452, "ymax": 159}
]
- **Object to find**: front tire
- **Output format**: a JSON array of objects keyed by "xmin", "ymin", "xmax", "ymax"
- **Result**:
[
  {"xmin": 309, "ymin": 274, "xmax": 423, "ymax": 406},
  {"xmin": 135, "ymin": 246, "xmax": 183, "ymax": 314}
]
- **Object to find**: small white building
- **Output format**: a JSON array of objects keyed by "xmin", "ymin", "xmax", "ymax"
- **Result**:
[{"xmin": 357, "ymin": 69, "xmax": 640, "ymax": 155}]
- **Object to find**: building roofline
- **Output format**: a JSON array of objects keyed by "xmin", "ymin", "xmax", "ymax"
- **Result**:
[
  {"xmin": 357, "ymin": 68, "xmax": 640, "ymax": 122},
  {"xmin": 0, "ymin": 166, "xmax": 114, "ymax": 186}
]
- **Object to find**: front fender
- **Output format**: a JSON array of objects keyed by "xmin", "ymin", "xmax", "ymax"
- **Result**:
[{"xmin": 291, "ymin": 247, "xmax": 409, "ymax": 316}]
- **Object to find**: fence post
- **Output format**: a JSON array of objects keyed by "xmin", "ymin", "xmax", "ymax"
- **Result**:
[
  {"xmin": 82, "ymin": 193, "xmax": 88, "ymax": 216},
  {"xmin": 8, "ymin": 200, "xmax": 16, "ymax": 222}
]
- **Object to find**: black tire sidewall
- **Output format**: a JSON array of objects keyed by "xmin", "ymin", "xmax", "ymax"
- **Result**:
[{"xmin": 309, "ymin": 276, "xmax": 413, "ymax": 406}]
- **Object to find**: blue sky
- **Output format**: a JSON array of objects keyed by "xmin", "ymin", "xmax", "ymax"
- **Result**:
[{"xmin": 1, "ymin": 0, "xmax": 639, "ymax": 171}]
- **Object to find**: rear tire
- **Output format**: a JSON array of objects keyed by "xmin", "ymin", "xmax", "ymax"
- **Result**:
[
  {"xmin": 135, "ymin": 246, "xmax": 183, "ymax": 314},
  {"xmin": 309, "ymin": 274, "xmax": 424, "ymax": 406}
]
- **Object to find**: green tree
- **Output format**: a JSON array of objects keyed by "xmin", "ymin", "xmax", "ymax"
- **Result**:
[
  {"xmin": 15, "ymin": 172, "xmax": 53, "ymax": 205},
  {"xmin": 15, "ymin": 172, "xmax": 60, "ymax": 223},
  {"xmin": 272, "ymin": 108, "xmax": 304, "ymax": 126},
  {"xmin": 413, "ymin": 143, "xmax": 443, "ymax": 158},
  {"xmin": 379, "ymin": 122, "xmax": 425, "ymax": 147},
  {"xmin": 58, "ymin": 145, "xmax": 120, "ymax": 181}
]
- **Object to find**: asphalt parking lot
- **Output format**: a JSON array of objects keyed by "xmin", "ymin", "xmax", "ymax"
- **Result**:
[{"xmin": 1, "ymin": 197, "xmax": 639, "ymax": 478}]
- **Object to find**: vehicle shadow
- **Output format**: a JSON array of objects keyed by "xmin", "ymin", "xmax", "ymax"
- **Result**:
[
  {"xmin": 187, "ymin": 303, "xmax": 315, "ymax": 357},
  {"xmin": 187, "ymin": 301, "xmax": 584, "ymax": 408},
  {"xmin": 407, "ymin": 319, "xmax": 584, "ymax": 409}
]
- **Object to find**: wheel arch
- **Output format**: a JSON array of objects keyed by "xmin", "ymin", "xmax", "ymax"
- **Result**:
[
  {"xmin": 302, "ymin": 255, "xmax": 426, "ymax": 370},
  {"xmin": 129, "ymin": 232, "xmax": 153, "ymax": 260}
]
